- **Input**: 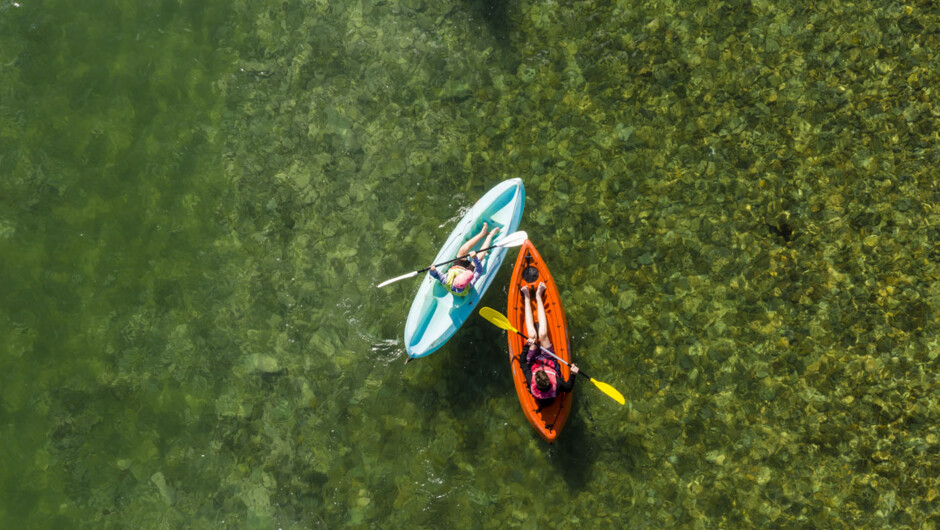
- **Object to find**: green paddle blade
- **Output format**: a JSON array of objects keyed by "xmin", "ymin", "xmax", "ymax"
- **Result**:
[{"xmin": 590, "ymin": 378, "xmax": 626, "ymax": 405}]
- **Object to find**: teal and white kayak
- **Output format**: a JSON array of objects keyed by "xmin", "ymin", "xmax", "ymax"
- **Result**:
[{"xmin": 404, "ymin": 178, "xmax": 526, "ymax": 359}]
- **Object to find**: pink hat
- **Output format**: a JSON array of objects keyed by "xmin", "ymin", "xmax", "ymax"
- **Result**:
[{"xmin": 451, "ymin": 269, "xmax": 474, "ymax": 291}]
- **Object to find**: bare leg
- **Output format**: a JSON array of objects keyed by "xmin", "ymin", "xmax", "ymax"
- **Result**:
[
  {"xmin": 521, "ymin": 285, "xmax": 537, "ymax": 342},
  {"xmin": 476, "ymin": 227, "xmax": 500, "ymax": 262},
  {"xmin": 536, "ymin": 282, "xmax": 552, "ymax": 349},
  {"xmin": 457, "ymin": 222, "xmax": 488, "ymax": 258}
]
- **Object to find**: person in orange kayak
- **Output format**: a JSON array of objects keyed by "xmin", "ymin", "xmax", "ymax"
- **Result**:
[
  {"xmin": 429, "ymin": 223, "xmax": 499, "ymax": 296},
  {"xmin": 520, "ymin": 282, "xmax": 578, "ymax": 402}
]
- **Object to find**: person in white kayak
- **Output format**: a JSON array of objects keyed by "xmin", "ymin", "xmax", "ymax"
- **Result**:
[
  {"xmin": 519, "ymin": 282, "xmax": 578, "ymax": 404},
  {"xmin": 428, "ymin": 223, "xmax": 499, "ymax": 296}
]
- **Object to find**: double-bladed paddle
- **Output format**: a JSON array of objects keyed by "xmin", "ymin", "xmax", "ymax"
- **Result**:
[
  {"xmin": 377, "ymin": 231, "xmax": 529, "ymax": 288},
  {"xmin": 479, "ymin": 306, "xmax": 626, "ymax": 405}
]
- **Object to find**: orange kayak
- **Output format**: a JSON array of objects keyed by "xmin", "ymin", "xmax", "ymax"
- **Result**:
[{"xmin": 507, "ymin": 240, "xmax": 573, "ymax": 443}]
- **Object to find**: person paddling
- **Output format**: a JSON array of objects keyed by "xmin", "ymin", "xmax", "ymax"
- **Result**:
[
  {"xmin": 520, "ymin": 282, "xmax": 578, "ymax": 403},
  {"xmin": 428, "ymin": 223, "xmax": 499, "ymax": 296}
]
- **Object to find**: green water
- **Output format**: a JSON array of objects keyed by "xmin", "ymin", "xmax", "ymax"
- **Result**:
[{"xmin": 2, "ymin": 0, "xmax": 938, "ymax": 527}]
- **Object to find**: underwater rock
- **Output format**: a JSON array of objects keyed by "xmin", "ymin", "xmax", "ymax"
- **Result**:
[
  {"xmin": 150, "ymin": 472, "xmax": 176, "ymax": 505},
  {"xmin": 249, "ymin": 354, "xmax": 280, "ymax": 374}
]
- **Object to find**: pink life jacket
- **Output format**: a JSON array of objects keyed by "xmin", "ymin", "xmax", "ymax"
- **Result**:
[{"xmin": 529, "ymin": 357, "xmax": 559, "ymax": 400}]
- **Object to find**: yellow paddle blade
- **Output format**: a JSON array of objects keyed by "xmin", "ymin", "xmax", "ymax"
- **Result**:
[
  {"xmin": 479, "ymin": 307, "xmax": 519, "ymax": 335},
  {"xmin": 590, "ymin": 377, "xmax": 626, "ymax": 405}
]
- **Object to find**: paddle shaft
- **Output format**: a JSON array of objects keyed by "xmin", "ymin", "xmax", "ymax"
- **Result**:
[
  {"xmin": 479, "ymin": 306, "xmax": 625, "ymax": 405},
  {"xmin": 418, "ymin": 241, "xmax": 503, "ymax": 273},
  {"xmin": 377, "ymin": 231, "xmax": 527, "ymax": 288},
  {"xmin": 508, "ymin": 328, "xmax": 590, "ymax": 380}
]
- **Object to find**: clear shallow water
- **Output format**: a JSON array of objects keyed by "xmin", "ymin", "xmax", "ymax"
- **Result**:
[{"xmin": 2, "ymin": 0, "xmax": 939, "ymax": 527}]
